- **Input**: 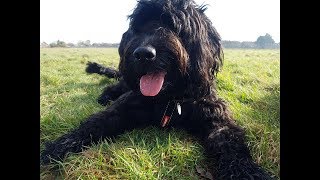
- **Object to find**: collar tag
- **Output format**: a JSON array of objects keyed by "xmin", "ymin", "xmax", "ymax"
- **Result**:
[{"xmin": 177, "ymin": 102, "xmax": 181, "ymax": 115}]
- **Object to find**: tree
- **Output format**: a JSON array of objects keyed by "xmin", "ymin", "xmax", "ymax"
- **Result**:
[
  {"xmin": 221, "ymin": 41, "xmax": 242, "ymax": 48},
  {"xmin": 48, "ymin": 40, "xmax": 67, "ymax": 48},
  {"xmin": 255, "ymin": 33, "xmax": 275, "ymax": 49},
  {"xmin": 241, "ymin": 41, "xmax": 256, "ymax": 48},
  {"xmin": 84, "ymin": 40, "xmax": 91, "ymax": 47},
  {"xmin": 67, "ymin": 43, "xmax": 75, "ymax": 48},
  {"xmin": 49, "ymin": 42, "xmax": 57, "ymax": 48},
  {"xmin": 77, "ymin": 40, "xmax": 85, "ymax": 47},
  {"xmin": 56, "ymin": 40, "xmax": 67, "ymax": 47},
  {"xmin": 41, "ymin": 42, "xmax": 49, "ymax": 48}
]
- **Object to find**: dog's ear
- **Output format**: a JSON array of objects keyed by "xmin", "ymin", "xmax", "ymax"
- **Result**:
[
  {"xmin": 118, "ymin": 31, "xmax": 131, "ymax": 58},
  {"xmin": 206, "ymin": 18, "xmax": 224, "ymax": 76},
  {"xmin": 183, "ymin": 5, "xmax": 223, "ymax": 98}
]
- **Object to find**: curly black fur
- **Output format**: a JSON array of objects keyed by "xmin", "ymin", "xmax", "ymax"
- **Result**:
[{"xmin": 41, "ymin": 0, "xmax": 274, "ymax": 179}]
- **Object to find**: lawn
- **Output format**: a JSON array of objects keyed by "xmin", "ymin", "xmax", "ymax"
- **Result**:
[{"xmin": 40, "ymin": 48, "xmax": 280, "ymax": 179}]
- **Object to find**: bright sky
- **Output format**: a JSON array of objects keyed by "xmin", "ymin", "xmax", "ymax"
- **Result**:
[{"xmin": 40, "ymin": 0, "xmax": 280, "ymax": 44}]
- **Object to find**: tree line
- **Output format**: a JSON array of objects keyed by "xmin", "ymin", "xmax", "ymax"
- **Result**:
[
  {"xmin": 41, "ymin": 33, "xmax": 279, "ymax": 49},
  {"xmin": 222, "ymin": 34, "xmax": 279, "ymax": 49},
  {"xmin": 41, "ymin": 40, "xmax": 119, "ymax": 48}
]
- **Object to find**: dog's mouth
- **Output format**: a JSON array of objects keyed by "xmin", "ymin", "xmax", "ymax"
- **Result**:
[{"xmin": 139, "ymin": 71, "xmax": 166, "ymax": 96}]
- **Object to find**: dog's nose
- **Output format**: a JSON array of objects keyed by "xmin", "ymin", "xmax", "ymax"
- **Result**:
[{"xmin": 133, "ymin": 46, "xmax": 156, "ymax": 61}]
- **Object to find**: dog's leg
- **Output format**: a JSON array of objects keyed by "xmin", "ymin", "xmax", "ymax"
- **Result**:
[
  {"xmin": 97, "ymin": 78, "xmax": 130, "ymax": 106},
  {"xmin": 85, "ymin": 61, "xmax": 120, "ymax": 78},
  {"xmin": 40, "ymin": 91, "xmax": 151, "ymax": 165},
  {"xmin": 184, "ymin": 99, "xmax": 274, "ymax": 179}
]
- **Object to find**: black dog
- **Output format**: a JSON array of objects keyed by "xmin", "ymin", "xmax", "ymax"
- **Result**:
[{"xmin": 41, "ymin": 0, "xmax": 274, "ymax": 179}]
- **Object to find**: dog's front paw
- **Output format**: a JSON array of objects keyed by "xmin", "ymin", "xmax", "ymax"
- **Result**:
[
  {"xmin": 85, "ymin": 61, "xmax": 101, "ymax": 74},
  {"xmin": 40, "ymin": 142, "xmax": 59, "ymax": 165},
  {"xmin": 40, "ymin": 154, "xmax": 49, "ymax": 165},
  {"xmin": 40, "ymin": 152, "xmax": 53, "ymax": 165},
  {"xmin": 40, "ymin": 140, "xmax": 70, "ymax": 165}
]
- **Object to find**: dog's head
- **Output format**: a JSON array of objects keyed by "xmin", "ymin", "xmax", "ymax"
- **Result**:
[{"xmin": 119, "ymin": 0, "xmax": 223, "ymax": 100}]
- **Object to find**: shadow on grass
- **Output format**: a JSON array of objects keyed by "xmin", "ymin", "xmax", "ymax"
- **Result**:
[
  {"xmin": 249, "ymin": 83, "xmax": 280, "ymax": 127},
  {"xmin": 242, "ymin": 83, "xmax": 280, "ymax": 179},
  {"xmin": 40, "ymin": 127, "xmax": 206, "ymax": 180}
]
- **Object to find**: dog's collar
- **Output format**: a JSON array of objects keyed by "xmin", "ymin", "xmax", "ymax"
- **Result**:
[
  {"xmin": 161, "ymin": 100, "xmax": 178, "ymax": 127},
  {"xmin": 160, "ymin": 97, "xmax": 198, "ymax": 127}
]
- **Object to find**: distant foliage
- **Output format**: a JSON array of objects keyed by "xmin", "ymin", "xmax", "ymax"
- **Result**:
[
  {"xmin": 42, "ymin": 34, "xmax": 279, "ymax": 49},
  {"xmin": 255, "ymin": 33, "xmax": 277, "ymax": 49},
  {"xmin": 91, "ymin": 43, "xmax": 119, "ymax": 48},
  {"xmin": 40, "ymin": 42, "xmax": 49, "ymax": 48},
  {"xmin": 222, "ymin": 41, "xmax": 242, "ymax": 48},
  {"xmin": 49, "ymin": 40, "xmax": 67, "ymax": 48},
  {"xmin": 222, "ymin": 34, "xmax": 279, "ymax": 49},
  {"xmin": 67, "ymin": 42, "xmax": 75, "ymax": 47},
  {"xmin": 77, "ymin": 40, "xmax": 88, "ymax": 47}
]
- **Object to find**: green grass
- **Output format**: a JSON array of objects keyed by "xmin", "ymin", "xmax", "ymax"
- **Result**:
[{"xmin": 40, "ymin": 48, "xmax": 280, "ymax": 179}]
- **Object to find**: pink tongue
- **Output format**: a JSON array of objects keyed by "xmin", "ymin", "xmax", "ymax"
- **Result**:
[{"xmin": 139, "ymin": 72, "xmax": 166, "ymax": 96}]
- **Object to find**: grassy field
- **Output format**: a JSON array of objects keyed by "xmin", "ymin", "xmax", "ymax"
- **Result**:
[{"xmin": 40, "ymin": 48, "xmax": 280, "ymax": 179}]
